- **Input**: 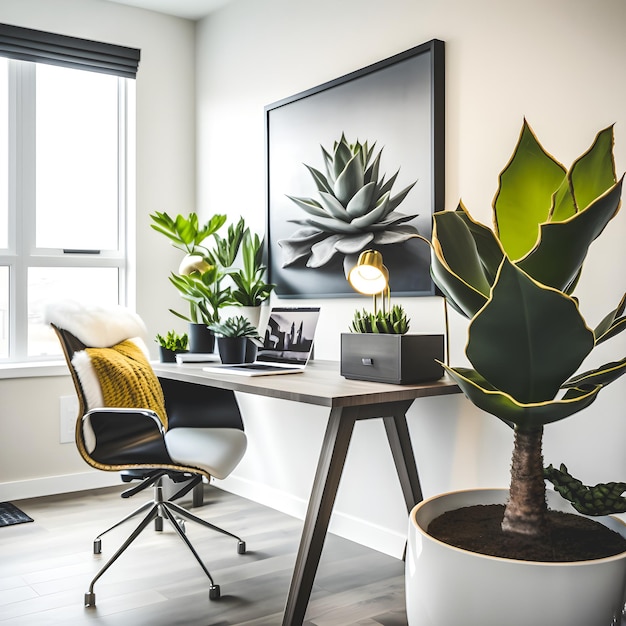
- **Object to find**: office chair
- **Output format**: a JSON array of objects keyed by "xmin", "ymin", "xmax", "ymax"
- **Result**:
[{"xmin": 45, "ymin": 300, "xmax": 248, "ymax": 607}]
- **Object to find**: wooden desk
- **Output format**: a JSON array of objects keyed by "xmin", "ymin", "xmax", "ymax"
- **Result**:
[{"xmin": 153, "ymin": 359, "xmax": 460, "ymax": 626}]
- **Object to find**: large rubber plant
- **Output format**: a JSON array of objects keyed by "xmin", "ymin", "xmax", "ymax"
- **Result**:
[{"xmin": 430, "ymin": 120, "xmax": 626, "ymax": 537}]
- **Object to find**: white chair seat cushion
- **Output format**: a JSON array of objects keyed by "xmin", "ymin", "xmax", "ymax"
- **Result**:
[{"xmin": 164, "ymin": 427, "xmax": 247, "ymax": 480}]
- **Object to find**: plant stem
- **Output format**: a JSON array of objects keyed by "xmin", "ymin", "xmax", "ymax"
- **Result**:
[{"xmin": 502, "ymin": 425, "xmax": 548, "ymax": 537}]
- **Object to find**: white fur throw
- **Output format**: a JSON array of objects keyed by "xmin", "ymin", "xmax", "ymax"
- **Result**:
[{"xmin": 44, "ymin": 299, "xmax": 147, "ymax": 348}]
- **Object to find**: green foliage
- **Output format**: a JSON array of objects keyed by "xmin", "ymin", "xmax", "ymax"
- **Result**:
[
  {"xmin": 151, "ymin": 211, "xmax": 273, "ymax": 322},
  {"xmin": 429, "ymin": 120, "xmax": 626, "ymax": 520},
  {"xmin": 544, "ymin": 464, "xmax": 626, "ymax": 516},
  {"xmin": 229, "ymin": 229, "xmax": 275, "ymax": 306},
  {"xmin": 431, "ymin": 121, "xmax": 625, "ymax": 427},
  {"xmin": 149, "ymin": 211, "xmax": 227, "ymax": 255},
  {"xmin": 168, "ymin": 266, "xmax": 230, "ymax": 325},
  {"xmin": 208, "ymin": 315, "xmax": 260, "ymax": 338},
  {"xmin": 350, "ymin": 305, "xmax": 409, "ymax": 334},
  {"xmin": 155, "ymin": 330, "xmax": 188, "ymax": 351}
]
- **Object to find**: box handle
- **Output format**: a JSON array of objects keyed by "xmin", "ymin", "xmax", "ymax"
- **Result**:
[{"xmin": 361, "ymin": 357, "xmax": 374, "ymax": 366}]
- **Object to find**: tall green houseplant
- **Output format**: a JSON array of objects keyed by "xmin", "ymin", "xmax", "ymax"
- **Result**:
[{"xmin": 430, "ymin": 120, "xmax": 626, "ymax": 537}]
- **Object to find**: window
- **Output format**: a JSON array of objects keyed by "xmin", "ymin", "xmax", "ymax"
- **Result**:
[{"xmin": 0, "ymin": 26, "xmax": 139, "ymax": 362}]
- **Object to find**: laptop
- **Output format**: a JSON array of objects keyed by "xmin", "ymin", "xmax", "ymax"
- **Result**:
[{"xmin": 202, "ymin": 306, "xmax": 321, "ymax": 376}]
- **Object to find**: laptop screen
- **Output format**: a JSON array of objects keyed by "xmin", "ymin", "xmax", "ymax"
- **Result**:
[{"xmin": 256, "ymin": 307, "xmax": 320, "ymax": 365}]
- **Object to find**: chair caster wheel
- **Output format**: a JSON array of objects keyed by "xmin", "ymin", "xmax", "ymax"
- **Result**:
[
  {"xmin": 237, "ymin": 540, "xmax": 246, "ymax": 555},
  {"xmin": 209, "ymin": 584, "xmax": 220, "ymax": 600},
  {"xmin": 155, "ymin": 517, "xmax": 163, "ymax": 532},
  {"xmin": 93, "ymin": 539, "xmax": 101, "ymax": 555},
  {"xmin": 84, "ymin": 592, "xmax": 96, "ymax": 607},
  {"xmin": 176, "ymin": 518, "xmax": 186, "ymax": 534}
]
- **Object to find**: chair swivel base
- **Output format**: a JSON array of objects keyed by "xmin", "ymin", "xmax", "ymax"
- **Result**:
[{"xmin": 84, "ymin": 498, "xmax": 245, "ymax": 607}]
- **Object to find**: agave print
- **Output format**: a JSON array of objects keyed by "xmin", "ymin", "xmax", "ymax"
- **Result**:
[{"xmin": 278, "ymin": 134, "xmax": 419, "ymax": 271}]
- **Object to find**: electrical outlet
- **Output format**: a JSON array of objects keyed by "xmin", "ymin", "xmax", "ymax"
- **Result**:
[{"xmin": 59, "ymin": 395, "xmax": 78, "ymax": 444}]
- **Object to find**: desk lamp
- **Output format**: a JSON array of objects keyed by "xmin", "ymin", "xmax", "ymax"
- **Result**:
[
  {"xmin": 347, "ymin": 247, "xmax": 450, "ymax": 365},
  {"xmin": 347, "ymin": 250, "xmax": 390, "ymax": 314}
]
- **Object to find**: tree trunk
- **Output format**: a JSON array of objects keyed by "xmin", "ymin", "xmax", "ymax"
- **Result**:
[{"xmin": 502, "ymin": 425, "xmax": 548, "ymax": 536}]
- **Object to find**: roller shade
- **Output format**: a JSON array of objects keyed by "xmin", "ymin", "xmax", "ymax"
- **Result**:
[{"xmin": 0, "ymin": 23, "xmax": 140, "ymax": 78}]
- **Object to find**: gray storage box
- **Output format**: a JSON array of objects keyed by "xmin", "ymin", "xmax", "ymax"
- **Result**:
[{"xmin": 340, "ymin": 333, "xmax": 444, "ymax": 384}]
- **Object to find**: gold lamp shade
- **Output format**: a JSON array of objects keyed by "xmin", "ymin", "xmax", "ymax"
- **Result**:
[{"xmin": 347, "ymin": 250, "xmax": 389, "ymax": 295}]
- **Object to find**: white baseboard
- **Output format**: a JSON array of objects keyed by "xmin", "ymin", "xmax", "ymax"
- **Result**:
[
  {"xmin": 215, "ymin": 474, "xmax": 406, "ymax": 559},
  {"xmin": 0, "ymin": 471, "xmax": 121, "ymax": 502},
  {"xmin": 0, "ymin": 470, "xmax": 406, "ymax": 559}
]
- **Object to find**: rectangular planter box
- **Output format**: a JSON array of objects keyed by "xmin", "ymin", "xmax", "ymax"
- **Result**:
[{"xmin": 340, "ymin": 333, "xmax": 444, "ymax": 384}]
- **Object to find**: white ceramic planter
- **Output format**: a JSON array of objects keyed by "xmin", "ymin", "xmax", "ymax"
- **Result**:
[{"xmin": 406, "ymin": 489, "xmax": 626, "ymax": 626}]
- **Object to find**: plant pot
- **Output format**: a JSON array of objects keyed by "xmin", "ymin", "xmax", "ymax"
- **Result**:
[
  {"xmin": 188, "ymin": 323, "xmax": 215, "ymax": 353},
  {"xmin": 244, "ymin": 339, "xmax": 258, "ymax": 363},
  {"xmin": 406, "ymin": 489, "xmax": 626, "ymax": 626},
  {"xmin": 340, "ymin": 333, "xmax": 444, "ymax": 384},
  {"xmin": 217, "ymin": 336, "xmax": 247, "ymax": 364},
  {"xmin": 158, "ymin": 347, "xmax": 187, "ymax": 363}
]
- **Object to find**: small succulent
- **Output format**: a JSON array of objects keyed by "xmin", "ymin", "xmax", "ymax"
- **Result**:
[
  {"xmin": 279, "ymin": 134, "xmax": 419, "ymax": 270},
  {"xmin": 208, "ymin": 315, "xmax": 260, "ymax": 339},
  {"xmin": 350, "ymin": 305, "xmax": 409, "ymax": 334},
  {"xmin": 544, "ymin": 464, "xmax": 626, "ymax": 516},
  {"xmin": 155, "ymin": 330, "xmax": 188, "ymax": 352}
]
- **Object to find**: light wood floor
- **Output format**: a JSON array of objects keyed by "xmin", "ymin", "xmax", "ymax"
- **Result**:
[{"xmin": 0, "ymin": 484, "xmax": 406, "ymax": 626}]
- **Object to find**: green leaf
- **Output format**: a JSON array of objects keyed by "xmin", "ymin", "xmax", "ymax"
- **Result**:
[
  {"xmin": 594, "ymin": 293, "xmax": 626, "ymax": 344},
  {"xmin": 563, "ymin": 357, "xmax": 626, "ymax": 388},
  {"xmin": 548, "ymin": 125, "xmax": 615, "ymax": 223},
  {"xmin": 494, "ymin": 120, "xmax": 567, "ymax": 260},
  {"xmin": 443, "ymin": 365, "xmax": 602, "ymax": 428},
  {"xmin": 545, "ymin": 464, "xmax": 626, "ymax": 515},
  {"xmin": 569, "ymin": 125, "xmax": 617, "ymax": 214},
  {"xmin": 467, "ymin": 258, "xmax": 594, "ymax": 403},
  {"xmin": 430, "ymin": 209, "xmax": 491, "ymax": 318},
  {"xmin": 454, "ymin": 202, "xmax": 504, "ymax": 283},
  {"xmin": 518, "ymin": 179, "xmax": 623, "ymax": 290}
]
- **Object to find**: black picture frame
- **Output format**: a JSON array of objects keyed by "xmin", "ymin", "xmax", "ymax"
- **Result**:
[{"xmin": 265, "ymin": 39, "xmax": 445, "ymax": 299}]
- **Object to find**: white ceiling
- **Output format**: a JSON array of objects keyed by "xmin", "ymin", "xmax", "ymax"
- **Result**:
[{"xmin": 102, "ymin": 0, "xmax": 233, "ymax": 20}]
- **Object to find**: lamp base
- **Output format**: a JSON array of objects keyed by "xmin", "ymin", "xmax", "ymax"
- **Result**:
[{"xmin": 340, "ymin": 333, "xmax": 444, "ymax": 384}]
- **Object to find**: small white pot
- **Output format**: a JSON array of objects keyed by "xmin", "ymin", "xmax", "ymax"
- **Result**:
[{"xmin": 406, "ymin": 489, "xmax": 626, "ymax": 626}]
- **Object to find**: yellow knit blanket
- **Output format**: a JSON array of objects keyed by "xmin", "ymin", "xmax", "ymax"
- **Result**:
[{"xmin": 86, "ymin": 340, "xmax": 168, "ymax": 428}]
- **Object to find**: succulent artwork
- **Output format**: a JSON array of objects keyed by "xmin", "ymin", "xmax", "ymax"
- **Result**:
[{"xmin": 278, "ymin": 134, "xmax": 419, "ymax": 271}]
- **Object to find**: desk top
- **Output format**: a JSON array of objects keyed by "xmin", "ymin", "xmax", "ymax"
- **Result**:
[{"xmin": 153, "ymin": 360, "xmax": 460, "ymax": 408}]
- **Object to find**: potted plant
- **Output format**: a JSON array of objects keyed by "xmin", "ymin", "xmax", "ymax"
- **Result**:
[
  {"xmin": 208, "ymin": 315, "xmax": 260, "ymax": 364},
  {"xmin": 151, "ymin": 211, "xmax": 229, "ymax": 352},
  {"xmin": 155, "ymin": 330, "xmax": 188, "ymax": 362},
  {"xmin": 150, "ymin": 212, "xmax": 270, "ymax": 353},
  {"xmin": 340, "ymin": 259, "xmax": 444, "ymax": 384},
  {"xmin": 227, "ymin": 228, "xmax": 275, "ymax": 329},
  {"xmin": 405, "ymin": 121, "xmax": 626, "ymax": 626}
]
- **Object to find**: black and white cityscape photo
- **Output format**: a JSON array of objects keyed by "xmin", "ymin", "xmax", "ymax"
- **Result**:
[{"xmin": 258, "ymin": 307, "xmax": 320, "ymax": 364}]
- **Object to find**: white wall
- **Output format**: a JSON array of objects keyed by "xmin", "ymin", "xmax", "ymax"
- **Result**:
[
  {"xmin": 195, "ymin": 0, "xmax": 626, "ymax": 556},
  {"xmin": 1, "ymin": 0, "xmax": 625, "ymax": 560},
  {"xmin": 0, "ymin": 0, "xmax": 194, "ymax": 494}
]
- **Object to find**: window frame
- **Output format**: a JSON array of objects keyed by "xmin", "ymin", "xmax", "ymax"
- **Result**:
[{"xmin": 0, "ymin": 57, "xmax": 136, "ymax": 365}]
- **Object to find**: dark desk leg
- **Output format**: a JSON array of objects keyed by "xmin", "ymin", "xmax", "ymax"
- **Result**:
[
  {"xmin": 281, "ymin": 406, "xmax": 357, "ymax": 626},
  {"xmin": 383, "ymin": 401, "xmax": 423, "ymax": 510}
]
